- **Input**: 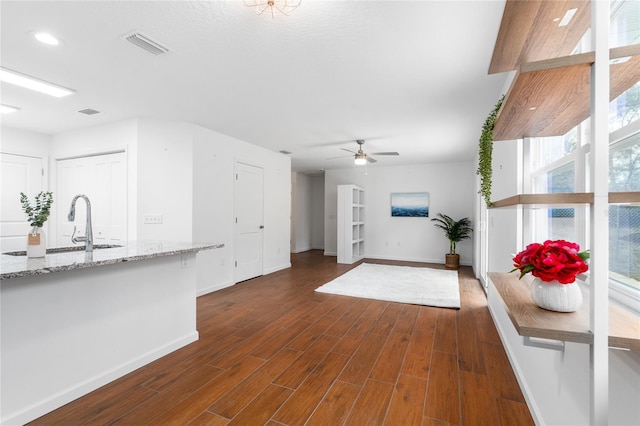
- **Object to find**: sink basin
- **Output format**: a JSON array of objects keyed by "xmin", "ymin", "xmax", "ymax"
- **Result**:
[{"xmin": 2, "ymin": 245, "xmax": 122, "ymax": 256}]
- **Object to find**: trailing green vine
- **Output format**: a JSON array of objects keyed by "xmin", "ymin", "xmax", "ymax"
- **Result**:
[{"xmin": 477, "ymin": 95, "xmax": 504, "ymax": 207}]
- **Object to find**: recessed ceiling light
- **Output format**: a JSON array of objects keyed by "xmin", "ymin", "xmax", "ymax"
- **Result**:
[
  {"xmin": 558, "ymin": 8, "xmax": 577, "ymax": 27},
  {"xmin": 0, "ymin": 104, "xmax": 20, "ymax": 114},
  {"xmin": 34, "ymin": 32, "xmax": 60, "ymax": 46},
  {"xmin": 0, "ymin": 67, "xmax": 74, "ymax": 97}
]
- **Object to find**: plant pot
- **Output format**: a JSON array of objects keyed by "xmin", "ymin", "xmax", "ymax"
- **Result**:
[
  {"xmin": 445, "ymin": 253, "xmax": 460, "ymax": 270},
  {"xmin": 530, "ymin": 277, "xmax": 583, "ymax": 312},
  {"xmin": 27, "ymin": 228, "xmax": 46, "ymax": 258}
]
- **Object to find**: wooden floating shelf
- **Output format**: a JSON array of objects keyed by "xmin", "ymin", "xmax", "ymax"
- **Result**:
[
  {"xmin": 488, "ymin": 272, "xmax": 640, "ymax": 352},
  {"xmin": 490, "ymin": 191, "xmax": 640, "ymax": 208},
  {"xmin": 490, "ymin": 193, "xmax": 593, "ymax": 208},
  {"xmin": 493, "ymin": 45, "xmax": 640, "ymax": 142},
  {"xmin": 489, "ymin": 0, "xmax": 591, "ymax": 75},
  {"xmin": 609, "ymin": 191, "xmax": 640, "ymax": 204}
]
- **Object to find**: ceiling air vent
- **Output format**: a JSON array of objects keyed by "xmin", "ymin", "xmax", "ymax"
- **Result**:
[
  {"xmin": 125, "ymin": 31, "xmax": 170, "ymax": 56},
  {"xmin": 78, "ymin": 108, "xmax": 100, "ymax": 115}
]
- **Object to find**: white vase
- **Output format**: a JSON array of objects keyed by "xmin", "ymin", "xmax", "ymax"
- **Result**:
[
  {"xmin": 26, "ymin": 228, "xmax": 47, "ymax": 258},
  {"xmin": 530, "ymin": 277, "xmax": 583, "ymax": 313}
]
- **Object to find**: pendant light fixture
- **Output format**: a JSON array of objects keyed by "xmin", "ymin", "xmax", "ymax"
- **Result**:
[
  {"xmin": 354, "ymin": 152, "xmax": 367, "ymax": 165},
  {"xmin": 243, "ymin": 0, "xmax": 302, "ymax": 18}
]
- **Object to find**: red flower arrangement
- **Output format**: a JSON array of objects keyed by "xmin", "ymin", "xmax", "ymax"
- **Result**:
[{"xmin": 511, "ymin": 240, "xmax": 590, "ymax": 284}]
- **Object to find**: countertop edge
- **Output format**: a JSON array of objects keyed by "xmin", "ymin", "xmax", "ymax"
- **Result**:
[{"xmin": 1, "ymin": 242, "xmax": 224, "ymax": 280}]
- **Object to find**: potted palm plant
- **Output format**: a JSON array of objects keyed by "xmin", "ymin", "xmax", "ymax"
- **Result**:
[{"xmin": 431, "ymin": 213, "xmax": 472, "ymax": 270}]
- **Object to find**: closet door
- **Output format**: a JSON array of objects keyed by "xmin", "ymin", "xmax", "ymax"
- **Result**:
[
  {"xmin": 56, "ymin": 152, "xmax": 127, "ymax": 247},
  {"xmin": 0, "ymin": 153, "xmax": 44, "ymax": 252}
]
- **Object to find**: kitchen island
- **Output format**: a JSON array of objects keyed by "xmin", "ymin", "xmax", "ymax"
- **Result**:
[{"xmin": 0, "ymin": 241, "xmax": 223, "ymax": 425}]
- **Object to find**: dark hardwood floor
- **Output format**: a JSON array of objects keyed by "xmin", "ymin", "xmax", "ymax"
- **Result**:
[{"xmin": 29, "ymin": 250, "xmax": 533, "ymax": 426}]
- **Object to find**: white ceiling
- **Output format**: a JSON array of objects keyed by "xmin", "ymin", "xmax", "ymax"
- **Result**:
[{"xmin": 0, "ymin": 0, "xmax": 508, "ymax": 172}]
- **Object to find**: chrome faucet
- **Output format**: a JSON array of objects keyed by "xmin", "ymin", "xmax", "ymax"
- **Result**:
[{"xmin": 68, "ymin": 194, "xmax": 93, "ymax": 253}]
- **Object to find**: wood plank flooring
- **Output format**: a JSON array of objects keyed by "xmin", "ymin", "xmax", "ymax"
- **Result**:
[{"xmin": 29, "ymin": 250, "xmax": 533, "ymax": 426}]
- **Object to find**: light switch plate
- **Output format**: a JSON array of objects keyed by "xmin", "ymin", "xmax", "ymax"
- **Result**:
[{"xmin": 143, "ymin": 214, "xmax": 163, "ymax": 224}]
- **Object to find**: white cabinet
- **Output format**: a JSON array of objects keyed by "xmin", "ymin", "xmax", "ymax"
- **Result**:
[{"xmin": 337, "ymin": 185, "xmax": 365, "ymax": 264}]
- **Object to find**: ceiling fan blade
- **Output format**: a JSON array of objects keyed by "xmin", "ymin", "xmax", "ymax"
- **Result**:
[
  {"xmin": 366, "ymin": 156, "xmax": 378, "ymax": 164},
  {"xmin": 326, "ymin": 155, "xmax": 352, "ymax": 160},
  {"xmin": 370, "ymin": 152, "xmax": 399, "ymax": 156},
  {"xmin": 340, "ymin": 148, "xmax": 357, "ymax": 154}
]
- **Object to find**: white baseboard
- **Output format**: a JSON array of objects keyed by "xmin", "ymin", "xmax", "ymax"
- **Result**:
[
  {"xmin": 197, "ymin": 280, "xmax": 234, "ymax": 296},
  {"xmin": 291, "ymin": 246, "xmax": 311, "ymax": 254},
  {"xmin": 264, "ymin": 262, "xmax": 291, "ymax": 275},
  {"xmin": 324, "ymin": 251, "xmax": 337, "ymax": 256},
  {"xmin": 4, "ymin": 332, "xmax": 199, "ymax": 426},
  {"xmin": 363, "ymin": 254, "xmax": 472, "ymax": 266}
]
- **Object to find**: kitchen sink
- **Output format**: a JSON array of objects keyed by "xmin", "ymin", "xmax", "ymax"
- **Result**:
[{"xmin": 2, "ymin": 245, "xmax": 122, "ymax": 256}]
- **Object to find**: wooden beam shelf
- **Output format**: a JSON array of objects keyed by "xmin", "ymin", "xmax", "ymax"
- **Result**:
[
  {"xmin": 488, "ymin": 272, "xmax": 640, "ymax": 352},
  {"xmin": 490, "ymin": 191, "xmax": 640, "ymax": 208},
  {"xmin": 493, "ymin": 45, "xmax": 640, "ymax": 142}
]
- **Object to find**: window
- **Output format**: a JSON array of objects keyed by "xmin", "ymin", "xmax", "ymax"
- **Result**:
[
  {"xmin": 529, "ymin": 81, "xmax": 639, "ymax": 311},
  {"xmin": 610, "ymin": 0, "xmax": 640, "ymax": 48},
  {"xmin": 531, "ymin": 133, "xmax": 583, "ymax": 244},
  {"xmin": 609, "ymin": 133, "xmax": 640, "ymax": 291},
  {"xmin": 525, "ymin": 0, "xmax": 640, "ymax": 312},
  {"xmin": 533, "ymin": 162, "xmax": 577, "ymax": 242},
  {"xmin": 609, "ymin": 81, "xmax": 639, "ymax": 132}
]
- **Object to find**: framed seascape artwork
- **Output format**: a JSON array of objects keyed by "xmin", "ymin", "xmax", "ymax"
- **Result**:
[{"xmin": 390, "ymin": 192, "xmax": 429, "ymax": 217}]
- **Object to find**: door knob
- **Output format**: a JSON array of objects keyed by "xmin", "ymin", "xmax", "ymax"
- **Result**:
[{"xmin": 259, "ymin": 225, "xmax": 264, "ymax": 229}]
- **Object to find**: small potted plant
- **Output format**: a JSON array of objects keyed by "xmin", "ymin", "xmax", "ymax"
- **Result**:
[
  {"xmin": 20, "ymin": 191, "xmax": 53, "ymax": 258},
  {"xmin": 431, "ymin": 213, "xmax": 472, "ymax": 270}
]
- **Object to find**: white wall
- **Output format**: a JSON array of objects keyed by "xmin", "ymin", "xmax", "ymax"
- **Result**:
[
  {"xmin": 487, "ymin": 141, "xmax": 520, "ymax": 273},
  {"xmin": 136, "ymin": 119, "xmax": 193, "ymax": 242},
  {"xmin": 292, "ymin": 172, "xmax": 312, "ymax": 253},
  {"xmin": 192, "ymin": 124, "xmax": 291, "ymax": 295},
  {"xmin": 310, "ymin": 174, "xmax": 325, "ymax": 250},
  {"xmin": 291, "ymin": 172, "xmax": 325, "ymax": 253},
  {"xmin": 324, "ymin": 162, "xmax": 475, "ymax": 264},
  {"xmin": 0, "ymin": 127, "xmax": 51, "ymax": 158}
]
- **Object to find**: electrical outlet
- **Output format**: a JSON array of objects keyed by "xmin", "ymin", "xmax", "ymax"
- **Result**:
[
  {"xmin": 143, "ymin": 214, "xmax": 163, "ymax": 224},
  {"xmin": 181, "ymin": 255, "xmax": 188, "ymax": 269}
]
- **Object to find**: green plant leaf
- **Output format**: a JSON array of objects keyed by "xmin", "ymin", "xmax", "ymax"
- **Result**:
[{"xmin": 20, "ymin": 191, "xmax": 53, "ymax": 228}]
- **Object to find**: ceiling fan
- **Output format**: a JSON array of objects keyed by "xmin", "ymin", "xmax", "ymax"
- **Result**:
[{"xmin": 329, "ymin": 140, "xmax": 399, "ymax": 165}]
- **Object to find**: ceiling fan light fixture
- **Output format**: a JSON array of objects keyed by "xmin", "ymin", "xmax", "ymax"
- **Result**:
[
  {"xmin": 354, "ymin": 153, "xmax": 367, "ymax": 165},
  {"xmin": 243, "ymin": 0, "xmax": 302, "ymax": 18}
]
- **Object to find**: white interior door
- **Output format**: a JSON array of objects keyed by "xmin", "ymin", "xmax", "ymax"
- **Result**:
[
  {"xmin": 0, "ymin": 153, "xmax": 44, "ymax": 253},
  {"xmin": 56, "ymin": 152, "xmax": 127, "ymax": 247},
  {"xmin": 234, "ymin": 162, "xmax": 264, "ymax": 283}
]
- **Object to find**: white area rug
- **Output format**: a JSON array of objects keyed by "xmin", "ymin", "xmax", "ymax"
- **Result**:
[{"xmin": 315, "ymin": 263, "xmax": 460, "ymax": 309}]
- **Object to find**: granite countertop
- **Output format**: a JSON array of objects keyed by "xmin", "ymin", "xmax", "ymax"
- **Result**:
[{"xmin": 0, "ymin": 241, "xmax": 224, "ymax": 280}]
